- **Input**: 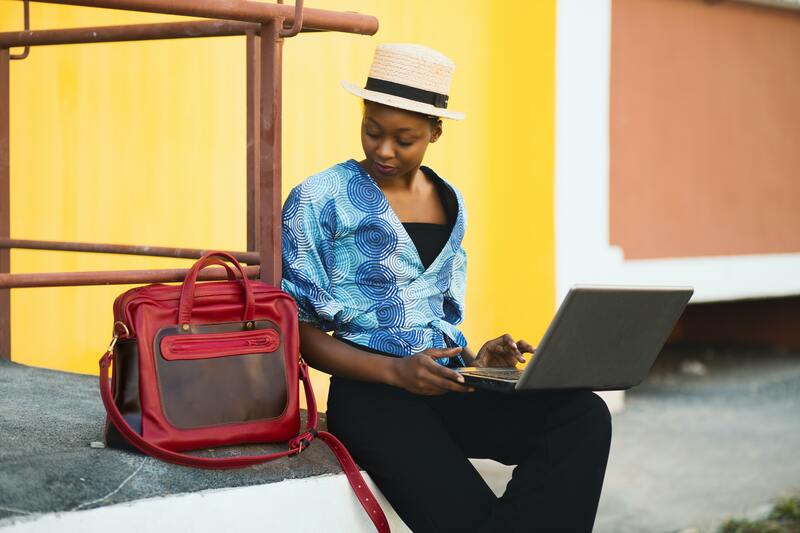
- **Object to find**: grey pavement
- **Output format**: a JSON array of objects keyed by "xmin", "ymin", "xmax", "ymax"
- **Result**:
[{"xmin": 595, "ymin": 347, "xmax": 800, "ymax": 532}]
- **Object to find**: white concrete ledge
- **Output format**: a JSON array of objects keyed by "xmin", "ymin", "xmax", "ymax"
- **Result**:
[
  {"xmin": 1, "ymin": 461, "xmax": 516, "ymax": 533},
  {"xmin": 1, "ymin": 473, "xmax": 401, "ymax": 533}
]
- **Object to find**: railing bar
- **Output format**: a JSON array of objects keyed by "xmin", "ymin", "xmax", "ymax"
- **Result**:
[
  {"xmin": 0, "ymin": 20, "xmax": 260, "ymax": 48},
  {"xmin": 0, "ymin": 265, "xmax": 261, "ymax": 288},
  {"xmin": 26, "ymin": 0, "xmax": 379, "ymax": 36},
  {"xmin": 0, "ymin": 238, "xmax": 260, "ymax": 264}
]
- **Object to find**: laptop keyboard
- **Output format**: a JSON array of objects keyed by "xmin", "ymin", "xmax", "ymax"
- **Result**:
[{"xmin": 462, "ymin": 368, "xmax": 524, "ymax": 380}]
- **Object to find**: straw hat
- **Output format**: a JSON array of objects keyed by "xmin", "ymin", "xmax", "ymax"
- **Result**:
[{"xmin": 342, "ymin": 43, "xmax": 465, "ymax": 120}]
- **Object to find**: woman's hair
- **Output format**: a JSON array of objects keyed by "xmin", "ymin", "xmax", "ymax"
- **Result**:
[{"xmin": 425, "ymin": 115, "xmax": 444, "ymax": 131}]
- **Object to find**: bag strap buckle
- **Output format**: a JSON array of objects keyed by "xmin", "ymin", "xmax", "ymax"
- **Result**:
[
  {"xmin": 292, "ymin": 428, "xmax": 318, "ymax": 455},
  {"xmin": 105, "ymin": 321, "xmax": 131, "ymax": 355}
]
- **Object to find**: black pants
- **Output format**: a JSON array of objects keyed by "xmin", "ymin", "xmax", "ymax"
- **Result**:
[{"xmin": 327, "ymin": 376, "xmax": 612, "ymax": 533}]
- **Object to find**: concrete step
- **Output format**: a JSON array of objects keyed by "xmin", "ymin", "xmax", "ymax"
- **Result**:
[{"xmin": 0, "ymin": 360, "xmax": 514, "ymax": 532}]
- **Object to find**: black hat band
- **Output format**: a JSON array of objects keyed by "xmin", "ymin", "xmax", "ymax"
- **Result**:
[{"xmin": 365, "ymin": 77, "xmax": 449, "ymax": 109}]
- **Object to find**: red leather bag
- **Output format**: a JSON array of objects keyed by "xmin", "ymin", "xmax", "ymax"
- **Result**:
[{"xmin": 99, "ymin": 251, "xmax": 389, "ymax": 532}]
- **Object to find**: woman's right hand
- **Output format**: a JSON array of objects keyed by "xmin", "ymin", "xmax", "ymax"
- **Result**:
[{"xmin": 390, "ymin": 347, "xmax": 473, "ymax": 395}]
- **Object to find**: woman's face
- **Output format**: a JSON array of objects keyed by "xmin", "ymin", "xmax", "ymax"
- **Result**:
[{"xmin": 360, "ymin": 101, "xmax": 442, "ymax": 181}]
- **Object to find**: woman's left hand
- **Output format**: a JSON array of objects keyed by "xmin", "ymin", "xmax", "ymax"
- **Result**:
[{"xmin": 472, "ymin": 334, "xmax": 535, "ymax": 368}]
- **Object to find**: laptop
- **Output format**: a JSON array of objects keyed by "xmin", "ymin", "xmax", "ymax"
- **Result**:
[{"xmin": 456, "ymin": 285, "xmax": 693, "ymax": 392}]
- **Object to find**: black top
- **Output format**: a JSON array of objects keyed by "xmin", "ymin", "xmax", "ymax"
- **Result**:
[{"xmin": 402, "ymin": 170, "xmax": 458, "ymax": 269}]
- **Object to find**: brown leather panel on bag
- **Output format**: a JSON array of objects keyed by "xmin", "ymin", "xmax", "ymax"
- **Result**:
[
  {"xmin": 152, "ymin": 321, "xmax": 288, "ymax": 429},
  {"xmin": 106, "ymin": 338, "xmax": 142, "ymax": 450}
]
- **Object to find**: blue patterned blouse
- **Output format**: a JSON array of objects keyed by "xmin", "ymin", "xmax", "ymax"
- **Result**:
[{"xmin": 281, "ymin": 159, "xmax": 468, "ymax": 364}]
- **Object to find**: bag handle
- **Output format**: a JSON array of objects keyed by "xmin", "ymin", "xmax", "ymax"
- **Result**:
[
  {"xmin": 99, "ymin": 349, "xmax": 389, "ymax": 532},
  {"xmin": 178, "ymin": 251, "xmax": 255, "ymax": 328},
  {"xmin": 203, "ymin": 257, "xmax": 239, "ymax": 281}
]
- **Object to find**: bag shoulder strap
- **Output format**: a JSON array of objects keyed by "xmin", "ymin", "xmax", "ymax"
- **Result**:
[{"xmin": 99, "ymin": 350, "xmax": 389, "ymax": 532}]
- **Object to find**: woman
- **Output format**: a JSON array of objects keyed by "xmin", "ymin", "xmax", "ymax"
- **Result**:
[{"xmin": 282, "ymin": 44, "xmax": 611, "ymax": 532}]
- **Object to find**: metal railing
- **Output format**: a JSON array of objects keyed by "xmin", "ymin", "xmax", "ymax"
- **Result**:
[{"xmin": 0, "ymin": 0, "xmax": 379, "ymax": 359}]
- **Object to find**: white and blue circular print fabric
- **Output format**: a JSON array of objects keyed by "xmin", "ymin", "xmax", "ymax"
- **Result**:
[{"xmin": 281, "ymin": 159, "xmax": 468, "ymax": 364}]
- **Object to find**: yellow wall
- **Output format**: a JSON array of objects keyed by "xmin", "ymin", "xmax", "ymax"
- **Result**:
[{"xmin": 1, "ymin": 1, "xmax": 554, "ymax": 409}]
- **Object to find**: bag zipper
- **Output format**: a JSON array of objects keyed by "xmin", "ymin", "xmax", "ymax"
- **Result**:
[{"xmin": 161, "ymin": 329, "xmax": 281, "ymax": 361}]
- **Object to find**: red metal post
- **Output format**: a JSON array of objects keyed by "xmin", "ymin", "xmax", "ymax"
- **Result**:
[
  {"xmin": 258, "ymin": 20, "xmax": 282, "ymax": 286},
  {"xmin": 246, "ymin": 30, "xmax": 261, "ymax": 253},
  {"xmin": 0, "ymin": 49, "xmax": 9, "ymax": 360}
]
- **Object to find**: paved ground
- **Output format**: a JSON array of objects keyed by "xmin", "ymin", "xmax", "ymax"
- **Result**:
[
  {"xmin": 2, "ymin": 347, "xmax": 799, "ymax": 531},
  {"xmin": 595, "ymin": 346, "xmax": 800, "ymax": 532}
]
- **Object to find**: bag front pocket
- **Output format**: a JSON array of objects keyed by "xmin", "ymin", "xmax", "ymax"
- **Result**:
[
  {"xmin": 153, "ymin": 322, "xmax": 288, "ymax": 429},
  {"xmin": 160, "ymin": 329, "xmax": 281, "ymax": 360}
]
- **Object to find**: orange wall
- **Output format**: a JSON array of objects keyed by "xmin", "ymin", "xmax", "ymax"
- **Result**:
[{"xmin": 610, "ymin": 0, "xmax": 800, "ymax": 259}]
